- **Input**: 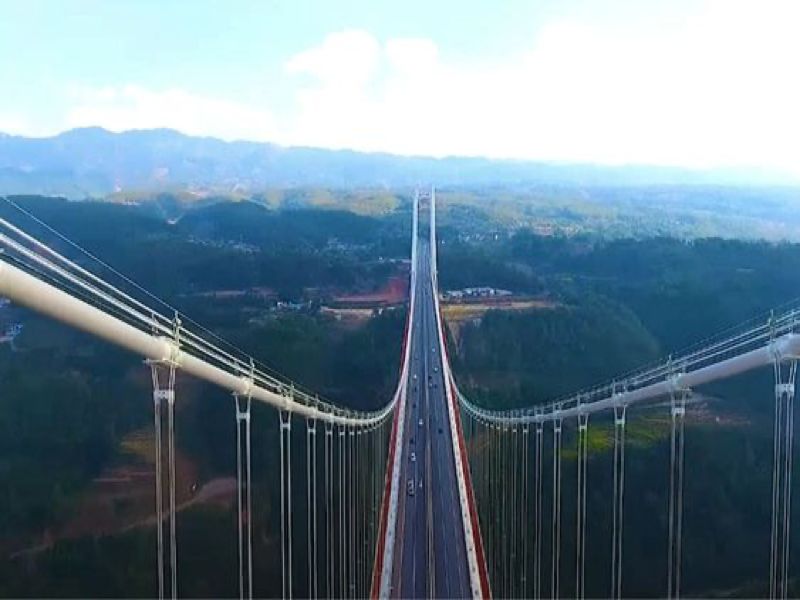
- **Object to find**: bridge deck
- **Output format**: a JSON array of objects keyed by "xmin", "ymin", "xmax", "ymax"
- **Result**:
[{"xmin": 390, "ymin": 237, "xmax": 472, "ymax": 598}]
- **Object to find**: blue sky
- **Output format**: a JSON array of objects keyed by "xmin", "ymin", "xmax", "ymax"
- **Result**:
[{"xmin": 1, "ymin": 0, "xmax": 799, "ymax": 175}]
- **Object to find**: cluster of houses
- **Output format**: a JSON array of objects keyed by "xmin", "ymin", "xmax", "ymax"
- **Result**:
[{"xmin": 443, "ymin": 287, "xmax": 513, "ymax": 300}]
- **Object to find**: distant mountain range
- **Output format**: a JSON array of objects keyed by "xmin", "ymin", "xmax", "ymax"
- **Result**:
[{"xmin": 0, "ymin": 127, "xmax": 795, "ymax": 197}]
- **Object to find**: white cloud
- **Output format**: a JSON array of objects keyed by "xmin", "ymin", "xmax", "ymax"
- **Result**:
[
  {"xmin": 64, "ymin": 85, "xmax": 278, "ymax": 142},
  {"xmin": 0, "ymin": 112, "xmax": 39, "ymax": 136},
  {"xmin": 281, "ymin": 1, "xmax": 800, "ymax": 175},
  {"xmin": 385, "ymin": 38, "xmax": 439, "ymax": 75},
  {"xmin": 285, "ymin": 30, "xmax": 380, "ymax": 88}
]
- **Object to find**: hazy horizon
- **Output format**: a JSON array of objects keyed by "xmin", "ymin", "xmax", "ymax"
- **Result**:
[{"xmin": 3, "ymin": 125, "xmax": 800, "ymax": 187}]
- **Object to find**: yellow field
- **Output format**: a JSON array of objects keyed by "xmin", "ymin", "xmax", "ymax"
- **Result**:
[
  {"xmin": 442, "ymin": 299, "xmax": 557, "ymax": 323},
  {"xmin": 120, "ymin": 429, "xmax": 156, "ymax": 464}
]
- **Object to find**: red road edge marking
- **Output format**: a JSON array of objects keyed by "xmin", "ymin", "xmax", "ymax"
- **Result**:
[
  {"xmin": 370, "ymin": 285, "xmax": 412, "ymax": 598},
  {"xmin": 439, "ymin": 314, "xmax": 492, "ymax": 599}
]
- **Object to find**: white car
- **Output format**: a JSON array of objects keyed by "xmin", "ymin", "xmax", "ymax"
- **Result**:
[{"xmin": 410, "ymin": 452, "xmax": 416, "ymax": 462}]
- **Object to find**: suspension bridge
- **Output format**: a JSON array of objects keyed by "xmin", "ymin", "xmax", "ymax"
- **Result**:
[{"xmin": 0, "ymin": 189, "xmax": 798, "ymax": 599}]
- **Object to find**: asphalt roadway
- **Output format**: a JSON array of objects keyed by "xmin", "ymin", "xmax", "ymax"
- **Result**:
[{"xmin": 390, "ymin": 237, "xmax": 472, "ymax": 599}]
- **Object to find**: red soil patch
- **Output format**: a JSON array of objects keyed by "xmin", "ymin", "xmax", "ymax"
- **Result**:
[{"xmin": 334, "ymin": 276, "xmax": 408, "ymax": 306}]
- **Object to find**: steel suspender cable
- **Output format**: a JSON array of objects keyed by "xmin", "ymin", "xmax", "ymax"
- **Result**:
[
  {"xmin": 362, "ymin": 429, "xmax": 368, "ymax": 596},
  {"xmin": 483, "ymin": 419, "xmax": 490, "ymax": 573},
  {"xmin": 371, "ymin": 425, "xmax": 377, "ymax": 585},
  {"xmin": 368, "ymin": 425, "xmax": 375, "ymax": 588},
  {"xmin": 482, "ymin": 421, "xmax": 488, "ymax": 583},
  {"xmin": 325, "ymin": 421, "xmax": 333, "ymax": 599},
  {"xmin": 280, "ymin": 410, "xmax": 293, "ymax": 600},
  {"xmin": 167, "ymin": 379, "xmax": 178, "ymax": 600},
  {"xmin": 535, "ymin": 419, "xmax": 544, "ymax": 600},
  {"xmin": 497, "ymin": 424, "xmax": 502, "ymax": 597},
  {"xmin": 511, "ymin": 424, "xmax": 517, "ymax": 598},
  {"xmin": 338, "ymin": 426, "xmax": 346, "ymax": 600},
  {"xmin": 349, "ymin": 428, "xmax": 356, "ymax": 599},
  {"xmin": 611, "ymin": 403, "xmax": 627, "ymax": 600},
  {"xmin": 490, "ymin": 422, "xmax": 496, "ymax": 591},
  {"xmin": 509, "ymin": 424, "xmax": 515, "ymax": 599},
  {"xmin": 354, "ymin": 429, "xmax": 360, "ymax": 598},
  {"xmin": 770, "ymin": 357, "xmax": 797, "ymax": 599},
  {"xmin": 502, "ymin": 425, "xmax": 509, "ymax": 597},
  {"xmin": 313, "ymin": 420, "xmax": 319, "ymax": 600},
  {"xmin": 359, "ymin": 429, "xmax": 364, "ymax": 595},
  {"xmin": 518, "ymin": 424, "xmax": 525, "ymax": 599},
  {"xmin": 307, "ymin": 416, "xmax": 318, "ymax": 599},
  {"xmin": 510, "ymin": 426, "xmax": 518, "ymax": 599},
  {"xmin": 510, "ymin": 425, "xmax": 515, "ymax": 598},
  {"xmin": 498, "ymin": 423, "xmax": 503, "ymax": 595},
  {"xmin": 151, "ymin": 366, "xmax": 165, "ymax": 600},
  {"xmin": 493, "ymin": 424, "xmax": 498, "ymax": 595},
  {"xmin": 552, "ymin": 413, "xmax": 563, "ymax": 600},
  {"xmin": 490, "ymin": 423, "xmax": 495, "ymax": 591},
  {"xmin": 235, "ymin": 392, "xmax": 253, "ymax": 600},
  {"xmin": 522, "ymin": 424, "xmax": 530, "ymax": 599},
  {"xmin": 528, "ymin": 421, "xmax": 534, "ymax": 600},
  {"xmin": 508, "ymin": 425, "xmax": 513, "ymax": 598},
  {"xmin": 482, "ymin": 420, "xmax": 487, "ymax": 558},
  {"xmin": 345, "ymin": 427, "xmax": 350, "ymax": 598},
  {"xmin": 483, "ymin": 421, "xmax": 489, "ymax": 585},
  {"xmin": 770, "ymin": 373, "xmax": 782, "ymax": 600},
  {"xmin": 512, "ymin": 425, "xmax": 527, "ymax": 597},
  {"xmin": 365, "ymin": 428, "xmax": 370, "ymax": 592},
  {"xmin": 481, "ymin": 420, "xmax": 488, "ymax": 582},
  {"xmin": 781, "ymin": 365, "xmax": 795, "ymax": 600},
  {"xmin": 494, "ymin": 424, "xmax": 500, "ymax": 592},
  {"xmin": 149, "ymin": 357, "xmax": 178, "ymax": 600},
  {"xmin": 345, "ymin": 427, "xmax": 350, "ymax": 599},
  {"xmin": 246, "ymin": 404, "xmax": 253, "ymax": 600},
  {"xmin": 365, "ymin": 428, "xmax": 370, "ymax": 595},
  {"xmin": 366, "ymin": 427, "xmax": 373, "ymax": 595},
  {"xmin": 667, "ymin": 388, "xmax": 687, "ymax": 600},
  {"xmin": 487, "ymin": 424, "xmax": 493, "ymax": 589},
  {"xmin": 576, "ymin": 411, "xmax": 589, "ymax": 600}
]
